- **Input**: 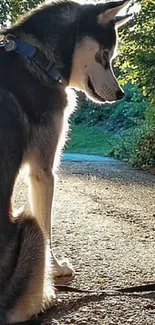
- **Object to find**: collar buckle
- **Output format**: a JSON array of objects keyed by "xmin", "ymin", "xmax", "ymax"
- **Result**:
[
  {"xmin": 4, "ymin": 34, "xmax": 17, "ymax": 52},
  {"xmin": 5, "ymin": 40, "xmax": 17, "ymax": 52}
]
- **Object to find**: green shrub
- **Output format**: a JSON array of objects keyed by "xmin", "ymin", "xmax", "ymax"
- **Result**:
[
  {"xmin": 145, "ymin": 105, "xmax": 155, "ymax": 126},
  {"xmin": 73, "ymin": 97, "xmax": 111, "ymax": 126},
  {"xmin": 71, "ymin": 84, "xmax": 155, "ymax": 168},
  {"xmin": 74, "ymin": 84, "xmax": 147, "ymax": 132},
  {"xmin": 131, "ymin": 129, "xmax": 155, "ymax": 168}
]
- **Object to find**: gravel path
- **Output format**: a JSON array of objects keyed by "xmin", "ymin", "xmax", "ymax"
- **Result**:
[{"xmin": 13, "ymin": 156, "xmax": 155, "ymax": 325}]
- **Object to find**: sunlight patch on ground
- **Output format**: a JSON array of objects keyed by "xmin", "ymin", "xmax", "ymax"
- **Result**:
[{"xmin": 63, "ymin": 153, "xmax": 120, "ymax": 162}]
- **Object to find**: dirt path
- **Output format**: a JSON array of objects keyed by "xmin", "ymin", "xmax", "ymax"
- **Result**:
[{"xmin": 14, "ymin": 155, "xmax": 155, "ymax": 325}]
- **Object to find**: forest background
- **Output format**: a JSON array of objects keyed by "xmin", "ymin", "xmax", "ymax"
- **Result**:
[{"xmin": 0, "ymin": 0, "xmax": 155, "ymax": 168}]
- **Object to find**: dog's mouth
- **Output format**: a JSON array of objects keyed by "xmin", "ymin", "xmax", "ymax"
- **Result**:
[{"xmin": 87, "ymin": 76, "xmax": 105, "ymax": 102}]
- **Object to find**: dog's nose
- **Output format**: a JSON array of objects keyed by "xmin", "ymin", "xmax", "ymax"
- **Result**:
[{"xmin": 116, "ymin": 89, "xmax": 125, "ymax": 100}]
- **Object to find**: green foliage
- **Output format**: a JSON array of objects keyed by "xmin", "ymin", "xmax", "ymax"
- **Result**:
[
  {"xmin": 74, "ymin": 84, "xmax": 147, "ymax": 131},
  {"xmin": 73, "ymin": 83, "xmax": 155, "ymax": 168},
  {"xmin": 109, "ymin": 123, "xmax": 148, "ymax": 160},
  {"xmin": 145, "ymin": 105, "xmax": 155, "ymax": 126},
  {"xmin": 116, "ymin": 0, "xmax": 155, "ymax": 104},
  {"xmin": 105, "ymin": 87, "xmax": 147, "ymax": 131},
  {"xmin": 73, "ymin": 98, "xmax": 104, "ymax": 126},
  {"xmin": 131, "ymin": 129, "xmax": 155, "ymax": 168},
  {"xmin": 0, "ymin": 0, "xmax": 44, "ymax": 25}
]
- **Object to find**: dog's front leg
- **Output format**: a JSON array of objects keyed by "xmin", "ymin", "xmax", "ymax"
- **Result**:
[
  {"xmin": 28, "ymin": 163, "xmax": 53, "ymax": 234},
  {"xmin": 51, "ymin": 250, "xmax": 74, "ymax": 277},
  {"xmin": 28, "ymin": 160, "xmax": 74, "ymax": 277}
]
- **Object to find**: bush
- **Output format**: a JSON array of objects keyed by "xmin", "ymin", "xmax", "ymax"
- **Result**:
[
  {"xmin": 74, "ymin": 84, "xmax": 147, "ymax": 131},
  {"xmin": 73, "ymin": 95, "xmax": 112, "ymax": 126},
  {"xmin": 71, "ymin": 84, "xmax": 155, "ymax": 168},
  {"xmin": 131, "ymin": 129, "xmax": 155, "ymax": 168}
]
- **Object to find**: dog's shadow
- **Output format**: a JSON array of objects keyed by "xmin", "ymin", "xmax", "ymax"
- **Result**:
[
  {"xmin": 44, "ymin": 289, "xmax": 155, "ymax": 324},
  {"xmin": 46, "ymin": 290, "xmax": 108, "ymax": 323},
  {"xmin": 11, "ymin": 283, "xmax": 155, "ymax": 325}
]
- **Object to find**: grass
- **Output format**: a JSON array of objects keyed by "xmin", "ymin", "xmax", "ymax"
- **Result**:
[{"xmin": 65, "ymin": 124, "xmax": 115, "ymax": 156}]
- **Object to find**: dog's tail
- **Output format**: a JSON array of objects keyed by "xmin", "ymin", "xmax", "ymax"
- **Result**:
[
  {"xmin": 5, "ymin": 318, "xmax": 43, "ymax": 325},
  {"xmin": 0, "ymin": 214, "xmax": 54, "ymax": 324}
]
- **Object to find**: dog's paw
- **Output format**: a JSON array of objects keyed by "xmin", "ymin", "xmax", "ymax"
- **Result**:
[
  {"xmin": 13, "ymin": 206, "xmax": 24, "ymax": 218},
  {"xmin": 53, "ymin": 259, "xmax": 75, "ymax": 278}
]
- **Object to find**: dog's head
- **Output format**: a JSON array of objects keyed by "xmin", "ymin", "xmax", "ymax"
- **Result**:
[{"xmin": 69, "ymin": 0, "xmax": 132, "ymax": 103}]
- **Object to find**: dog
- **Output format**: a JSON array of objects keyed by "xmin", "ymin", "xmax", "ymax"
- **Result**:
[{"xmin": 0, "ymin": 0, "xmax": 132, "ymax": 323}]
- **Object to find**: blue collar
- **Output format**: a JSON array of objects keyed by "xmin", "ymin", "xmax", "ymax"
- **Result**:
[{"xmin": 1, "ymin": 35, "xmax": 61, "ymax": 82}]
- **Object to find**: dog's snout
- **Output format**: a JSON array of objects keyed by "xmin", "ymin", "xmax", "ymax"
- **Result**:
[{"xmin": 116, "ymin": 89, "xmax": 125, "ymax": 100}]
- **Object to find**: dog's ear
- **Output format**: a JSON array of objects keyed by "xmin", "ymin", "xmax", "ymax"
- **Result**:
[
  {"xmin": 98, "ymin": 0, "xmax": 131, "ymax": 24},
  {"xmin": 114, "ymin": 14, "xmax": 132, "ymax": 27}
]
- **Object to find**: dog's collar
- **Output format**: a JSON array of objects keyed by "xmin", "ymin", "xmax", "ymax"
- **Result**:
[{"xmin": 0, "ymin": 34, "xmax": 61, "ymax": 82}]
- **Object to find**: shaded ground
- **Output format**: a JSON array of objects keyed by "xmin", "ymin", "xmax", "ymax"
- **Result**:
[{"xmin": 14, "ymin": 155, "xmax": 155, "ymax": 325}]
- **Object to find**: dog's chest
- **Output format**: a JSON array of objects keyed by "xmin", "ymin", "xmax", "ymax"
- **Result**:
[{"xmin": 24, "ymin": 88, "xmax": 77, "ymax": 169}]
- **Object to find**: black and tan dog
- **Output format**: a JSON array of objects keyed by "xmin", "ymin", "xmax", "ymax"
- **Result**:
[{"xmin": 0, "ymin": 0, "xmax": 132, "ymax": 323}]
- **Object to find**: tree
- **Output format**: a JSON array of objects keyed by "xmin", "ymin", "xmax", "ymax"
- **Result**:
[
  {"xmin": 0, "ymin": 0, "xmax": 44, "ymax": 26},
  {"xmin": 116, "ymin": 0, "xmax": 155, "ymax": 104}
]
